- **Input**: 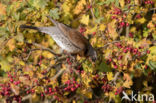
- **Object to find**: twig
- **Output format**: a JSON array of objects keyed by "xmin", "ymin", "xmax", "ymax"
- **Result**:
[
  {"xmin": 22, "ymin": 94, "xmax": 32, "ymax": 102},
  {"xmin": 150, "ymin": 8, "xmax": 156, "ymax": 13},
  {"xmin": 118, "ymin": 27, "xmax": 123, "ymax": 36},
  {"xmin": 24, "ymin": 48, "xmax": 58, "ymax": 61},
  {"xmin": 90, "ymin": 0, "xmax": 96, "ymax": 20},
  {"xmin": 126, "ymin": 25, "xmax": 130, "ymax": 37},
  {"xmin": 112, "ymin": 72, "xmax": 120, "ymax": 83},
  {"xmin": 50, "ymin": 69, "xmax": 65, "ymax": 81},
  {"xmin": 46, "ymin": 62, "xmax": 62, "ymax": 73},
  {"xmin": 97, "ymin": 41, "xmax": 121, "ymax": 50},
  {"xmin": 150, "ymin": 8, "xmax": 156, "ymax": 11},
  {"xmin": 31, "ymin": 42, "xmax": 59, "ymax": 55}
]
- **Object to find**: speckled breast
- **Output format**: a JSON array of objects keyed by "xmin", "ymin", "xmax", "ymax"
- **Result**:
[{"xmin": 50, "ymin": 31, "xmax": 81, "ymax": 53}]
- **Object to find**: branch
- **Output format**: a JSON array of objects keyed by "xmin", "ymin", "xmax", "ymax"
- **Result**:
[
  {"xmin": 112, "ymin": 72, "xmax": 120, "ymax": 83},
  {"xmin": 31, "ymin": 42, "xmax": 60, "ymax": 55},
  {"xmin": 150, "ymin": 8, "xmax": 156, "ymax": 11},
  {"xmin": 90, "ymin": 0, "xmax": 96, "ymax": 20},
  {"xmin": 118, "ymin": 27, "xmax": 123, "ymax": 36},
  {"xmin": 126, "ymin": 25, "xmax": 130, "ymax": 37},
  {"xmin": 24, "ymin": 42, "xmax": 61, "ymax": 61},
  {"xmin": 50, "ymin": 69, "xmax": 65, "ymax": 81},
  {"xmin": 97, "ymin": 41, "xmax": 121, "ymax": 50},
  {"xmin": 22, "ymin": 94, "xmax": 32, "ymax": 103}
]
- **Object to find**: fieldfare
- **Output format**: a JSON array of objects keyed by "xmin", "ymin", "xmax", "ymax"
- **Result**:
[{"xmin": 20, "ymin": 16, "xmax": 97, "ymax": 61}]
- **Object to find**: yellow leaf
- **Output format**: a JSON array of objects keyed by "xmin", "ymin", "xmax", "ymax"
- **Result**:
[
  {"xmin": 73, "ymin": 0, "xmax": 86, "ymax": 14},
  {"xmin": 81, "ymin": 89, "xmax": 92, "ymax": 99},
  {"xmin": 0, "ymin": 3, "xmax": 6, "ymax": 15},
  {"xmin": 42, "ymin": 51, "xmax": 54, "ymax": 59},
  {"xmin": 0, "ymin": 60, "xmax": 11, "ymax": 71},
  {"xmin": 149, "ymin": 46, "xmax": 156, "ymax": 55},
  {"xmin": 7, "ymin": 38, "xmax": 15, "ymax": 51},
  {"xmin": 99, "ymin": 24, "xmax": 106, "ymax": 31},
  {"xmin": 136, "ymin": 17, "xmax": 146, "ymax": 24},
  {"xmin": 72, "ymin": 100, "xmax": 76, "ymax": 103},
  {"xmin": 80, "ymin": 15, "xmax": 89, "ymax": 25},
  {"xmin": 62, "ymin": 0, "xmax": 72, "ymax": 16},
  {"xmin": 76, "ymin": 55, "xmax": 81, "ymax": 60},
  {"xmin": 123, "ymin": 73, "xmax": 133, "ymax": 88},
  {"xmin": 32, "ymin": 94, "xmax": 40, "ymax": 103},
  {"xmin": 152, "ymin": 14, "xmax": 156, "ymax": 22},
  {"xmin": 130, "ymin": 27, "xmax": 136, "ymax": 33},
  {"xmin": 123, "ymin": 80, "xmax": 133, "ymax": 88},
  {"xmin": 119, "ymin": 0, "xmax": 125, "ymax": 7},
  {"xmin": 108, "ymin": 20, "xmax": 118, "ymax": 40},
  {"xmin": 86, "ymin": 25, "xmax": 97, "ymax": 34},
  {"xmin": 146, "ymin": 46, "xmax": 156, "ymax": 63},
  {"xmin": 109, "ymin": 92, "xmax": 115, "ymax": 99},
  {"xmin": 62, "ymin": 64, "xmax": 66, "ymax": 69},
  {"xmin": 19, "ymin": 61, "xmax": 25, "ymax": 66},
  {"xmin": 85, "ymin": 91, "xmax": 92, "ymax": 98},
  {"xmin": 50, "ymin": 59, "xmax": 55, "ymax": 65},
  {"xmin": 107, "ymin": 72, "xmax": 114, "ymax": 81}
]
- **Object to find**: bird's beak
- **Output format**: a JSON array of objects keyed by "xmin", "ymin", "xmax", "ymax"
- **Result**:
[{"xmin": 91, "ymin": 56, "xmax": 97, "ymax": 62}]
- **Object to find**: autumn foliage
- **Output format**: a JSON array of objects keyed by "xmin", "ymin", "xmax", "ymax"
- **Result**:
[{"xmin": 0, "ymin": 0, "xmax": 156, "ymax": 103}]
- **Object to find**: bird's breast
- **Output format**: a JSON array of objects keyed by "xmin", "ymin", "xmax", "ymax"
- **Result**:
[{"xmin": 50, "ymin": 33, "xmax": 81, "ymax": 53}]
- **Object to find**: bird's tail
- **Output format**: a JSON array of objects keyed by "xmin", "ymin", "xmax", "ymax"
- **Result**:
[{"xmin": 20, "ymin": 25, "xmax": 39, "ymax": 30}]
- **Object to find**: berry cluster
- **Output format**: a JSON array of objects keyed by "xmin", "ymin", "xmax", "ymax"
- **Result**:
[
  {"xmin": 102, "ymin": 84, "xmax": 112, "ymax": 92},
  {"xmin": 110, "ymin": 8, "xmax": 130, "ymax": 28},
  {"xmin": 144, "ymin": 0, "xmax": 154, "ymax": 4},
  {"xmin": 8, "ymin": 73, "xmax": 20, "ymax": 85},
  {"xmin": 0, "ymin": 83, "xmax": 22, "ymax": 103},
  {"xmin": 79, "ymin": 27, "xmax": 86, "ymax": 35},
  {"xmin": 64, "ymin": 79, "xmax": 80, "ymax": 92},
  {"xmin": 106, "ymin": 42, "xmax": 150, "ymax": 69},
  {"xmin": 0, "ymin": 83, "xmax": 11, "ymax": 96}
]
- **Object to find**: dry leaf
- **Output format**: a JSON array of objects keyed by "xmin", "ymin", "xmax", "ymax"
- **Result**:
[{"xmin": 11, "ymin": 84, "xmax": 19, "ymax": 95}]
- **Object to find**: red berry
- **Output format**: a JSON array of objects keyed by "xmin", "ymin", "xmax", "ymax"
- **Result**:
[
  {"xmin": 87, "ymin": 5, "xmax": 92, "ymax": 9},
  {"xmin": 147, "ymin": 50, "xmax": 150, "ymax": 54},
  {"xmin": 92, "ymin": 32, "xmax": 96, "ymax": 36},
  {"xmin": 129, "ymin": 32, "xmax": 133, "ymax": 38}
]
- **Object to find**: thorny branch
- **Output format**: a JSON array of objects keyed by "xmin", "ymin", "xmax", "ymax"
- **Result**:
[{"xmin": 97, "ymin": 40, "xmax": 121, "ymax": 50}]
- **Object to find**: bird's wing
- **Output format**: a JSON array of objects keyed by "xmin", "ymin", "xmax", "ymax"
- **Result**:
[{"xmin": 57, "ymin": 23, "xmax": 88, "ymax": 51}]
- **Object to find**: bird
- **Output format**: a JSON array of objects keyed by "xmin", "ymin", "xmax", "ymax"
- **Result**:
[{"xmin": 20, "ymin": 16, "xmax": 97, "ymax": 61}]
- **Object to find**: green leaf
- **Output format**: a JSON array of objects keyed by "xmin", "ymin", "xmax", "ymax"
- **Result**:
[
  {"xmin": 94, "ymin": 8, "xmax": 99, "ymax": 18},
  {"xmin": 0, "ymin": 60, "xmax": 11, "ymax": 72},
  {"xmin": 38, "ymin": 0, "xmax": 48, "ymax": 9},
  {"xmin": 97, "ymin": 61, "xmax": 112, "ymax": 72},
  {"xmin": 28, "ymin": 0, "xmax": 48, "ymax": 9},
  {"xmin": 115, "ymin": 0, "xmax": 119, "ymax": 7},
  {"xmin": 49, "ymin": 8, "xmax": 60, "ymax": 20},
  {"xmin": 97, "ymin": 1, "xmax": 105, "ymax": 5},
  {"xmin": 152, "ymin": 33, "xmax": 156, "ymax": 40},
  {"xmin": 13, "ymin": 12, "xmax": 20, "ymax": 21},
  {"xmin": 95, "ymin": 17, "xmax": 104, "ymax": 24},
  {"xmin": 149, "ymin": 60, "xmax": 156, "ymax": 72}
]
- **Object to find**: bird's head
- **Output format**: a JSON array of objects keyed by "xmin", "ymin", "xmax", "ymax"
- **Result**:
[{"xmin": 86, "ymin": 45, "xmax": 97, "ymax": 62}]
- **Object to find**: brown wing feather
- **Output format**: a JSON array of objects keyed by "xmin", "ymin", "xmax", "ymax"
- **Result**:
[{"xmin": 57, "ymin": 23, "xmax": 89, "ymax": 51}]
